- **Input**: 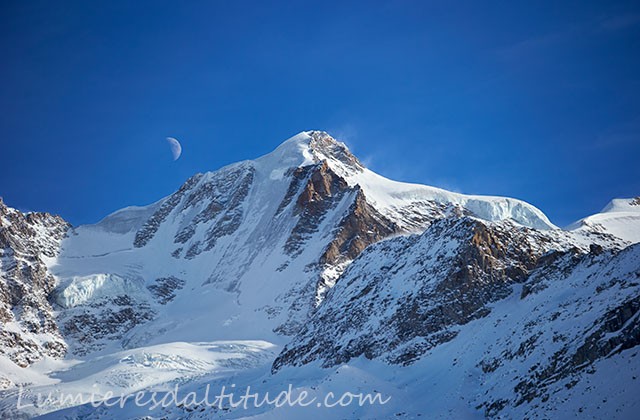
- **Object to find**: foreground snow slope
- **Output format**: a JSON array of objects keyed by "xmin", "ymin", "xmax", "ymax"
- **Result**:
[{"xmin": 0, "ymin": 340, "xmax": 277, "ymax": 419}]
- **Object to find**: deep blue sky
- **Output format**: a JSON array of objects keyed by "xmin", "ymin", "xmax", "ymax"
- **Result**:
[{"xmin": 1, "ymin": 1, "xmax": 639, "ymax": 226}]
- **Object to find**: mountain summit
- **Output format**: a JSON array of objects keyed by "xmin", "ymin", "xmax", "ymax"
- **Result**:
[{"xmin": 259, "ymin": 131, "xmax": 364, "ymax": 176}]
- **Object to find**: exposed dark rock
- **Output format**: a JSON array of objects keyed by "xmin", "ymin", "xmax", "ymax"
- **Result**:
[
  {"xmin": 134, "ymin": 174, "xmax": 203, "ymax": 248},
  {"xmin": 148, "ymin": 276, "xmax": 186, "ymax": 304},
  {"xmin": 307, "ymin": 131, "xmax": 364, "ymax": 173},
  {"xmin": 0, "ymin": 199, "xmax": 70, "ymax": 366},
  {"xmin": 60, "ymin": 301, "xmax": 155, "ymax": 356},
  {"xmin": 320, "ymin": 188, "xmax": 400, "ymax": 266},
  {"xmin": 283, "ymin": 161, "xmax": 352, "ymax": 258},
  {"xmin": 275, "ymin": 166, "xmax": 314, "ymax": 216},
  {"xmin": 201, "ymin": 168, "xmax": 254, "ymax": 254}
]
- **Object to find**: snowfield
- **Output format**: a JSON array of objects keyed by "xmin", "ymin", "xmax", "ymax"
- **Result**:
[
  {"xmin": 569, "ymin": 197, "xmax": 640, "ymax": 244},
  {"xmin": 0, "ymin": 341, "xmax": 277, "ymax": 418}
]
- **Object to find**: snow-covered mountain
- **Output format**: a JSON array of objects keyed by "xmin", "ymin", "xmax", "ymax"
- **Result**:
[
  {"xmin": 0, "ymin": 131, "xmax": 638, "ymax": 419},
  {"xmin": 43, "ymin": 131, "xmax": 560, "ymax": 357}
]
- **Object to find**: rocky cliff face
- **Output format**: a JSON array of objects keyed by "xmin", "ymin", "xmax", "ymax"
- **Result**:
[
  {"xmin": 0, "ymin": 199, "xmax": 69, "ymax": 368},
  {"xmin": 273, "ymin": 217, "xmax": 578, "ymax": 370}
]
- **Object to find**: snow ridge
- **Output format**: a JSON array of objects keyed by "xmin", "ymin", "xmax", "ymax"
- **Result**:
[{"xmin": 569, "ymin": 196, "xmax": 640, "ymax": 243}]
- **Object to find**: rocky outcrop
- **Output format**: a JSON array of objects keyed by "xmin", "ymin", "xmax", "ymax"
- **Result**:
[
  {"xmin": 187, "ymin": 166, "xmax": 254, "ymax": 257},
  {"xmin": 320, "ymin": 189, "xmax": 400, "ymax": 266},
  {"xmin": 134, "ymin": 173, "xmax": 204, "ymax": 248},
  {"xmin": 134, "ymin": 164, "xmax": 256, "ymax": 260},
  {"xmin": 58, "ymin": 295, "xmax": 154, "ymax": 356},
  {"xmin": 147, "ymin": 276, "xmax": 186, "ymax": 304},
  {"xmin": 0, "ymin": 199, "xmax": 70, "ymax": 367},
  {"xmin": 306, "ymin": 130, "xmax": 364, "ymax": 175},
  {"xmin": 283, "ymin": 161, "xmax": 352, "ymax": 258}
]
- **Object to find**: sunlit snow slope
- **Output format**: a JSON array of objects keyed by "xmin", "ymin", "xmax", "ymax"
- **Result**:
[{"xmin": 569, "ymin": 197, "xmax": 640, "ymax": 244}]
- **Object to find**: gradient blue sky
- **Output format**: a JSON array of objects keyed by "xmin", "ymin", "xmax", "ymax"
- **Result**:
[{"xmin": 1, "ymin": 0, "xmax": 639, "ymax": 226}]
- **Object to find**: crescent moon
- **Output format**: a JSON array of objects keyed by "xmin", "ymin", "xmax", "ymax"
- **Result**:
[{"xmin": 166, "ymin": 137, "xmax": 182, "ymax": 161}]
